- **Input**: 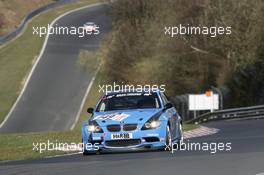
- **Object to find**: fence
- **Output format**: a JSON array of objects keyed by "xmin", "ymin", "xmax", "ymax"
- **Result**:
[{"xmin": 186, "ymin": 104, "xmax": 264, "ymax": 124}]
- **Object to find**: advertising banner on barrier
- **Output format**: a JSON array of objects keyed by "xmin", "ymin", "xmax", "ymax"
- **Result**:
[{"xmin": 189, "ymin": 91, "xmax": 219, "ymax": 112}]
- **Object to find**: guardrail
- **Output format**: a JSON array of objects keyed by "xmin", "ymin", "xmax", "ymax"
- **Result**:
[
  {"xmin": 186, "ymin": 104, "xmax": 264, "ymax": 124},
  {"xmin": 0, "ymin": 0, "xmax": 75, "ymax": 45}
]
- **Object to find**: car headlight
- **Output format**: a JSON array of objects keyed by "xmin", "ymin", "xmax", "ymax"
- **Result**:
[
  {"xmin": 142, "ymin": 120, "xmax": 162, "ymax": 130},
  {"xmin": 87, "ymin": 120, "xmax": 103, "ymax": 133}
]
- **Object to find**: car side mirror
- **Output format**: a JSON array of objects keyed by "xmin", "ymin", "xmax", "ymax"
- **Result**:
[
  {"xmin": 87, "ymin": 107, "xmax": 94, "ymax": 114},
  {"xmin": 164, "ymin": 103, "xmax": 173, "ymax": 110}
]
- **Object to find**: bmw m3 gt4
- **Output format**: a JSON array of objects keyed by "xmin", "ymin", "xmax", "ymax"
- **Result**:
[{"xmin": 81, "ymin": 89, "xmax": 183, "ymax": 154}]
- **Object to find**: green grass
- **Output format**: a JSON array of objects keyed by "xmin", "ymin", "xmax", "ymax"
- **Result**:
[
  {"xmin": 0, "ymin": 130, "xmax": 80, "ymax": 161},
  {"xmin": 183, "ymin": 123, "xmax": 199, "ymax": 132},
  {"xmin": 0, "ymin": 0, "xmax": 97, "ymax": 124}
]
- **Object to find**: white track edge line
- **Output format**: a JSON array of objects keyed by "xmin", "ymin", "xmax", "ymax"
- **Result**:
[
  {"xmin": 0, "ymin": 2, "xmax": 102, "ymax": 129},
  {"xmin": 70, "ymin": 65, "xmax": 101, "ymax": 130}
]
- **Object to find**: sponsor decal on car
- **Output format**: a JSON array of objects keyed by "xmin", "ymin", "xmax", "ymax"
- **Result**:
[
  {"xmin": 93, "ymin": 112, "xmax": 129, "ymax": 121},
  {"xmin": 111, "ymin": 133, "xmax": 133, "ymax": 140}
]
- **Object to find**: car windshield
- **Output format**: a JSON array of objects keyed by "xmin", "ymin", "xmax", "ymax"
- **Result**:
[{"xmin": 96, "ymin": 92, "xmax": 161, "ymax": 112}]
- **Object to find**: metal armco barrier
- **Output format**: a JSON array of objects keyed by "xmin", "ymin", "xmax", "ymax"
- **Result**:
[
  {"xmin": 186, "ymin": 104, "xmax": 264, "ymax": 124},
  {"xmin": 0, "ymin": 0, "xmax": 75, "ymax": 45}
]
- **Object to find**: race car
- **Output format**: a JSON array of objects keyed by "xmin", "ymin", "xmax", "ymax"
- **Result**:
[
  {"xmin": 83, "ymin": 22, "xmax": 98, "ymax": 32},
  {"xmin": 81, "ymin": 89, "xmax": 183, "ymax": 154}
]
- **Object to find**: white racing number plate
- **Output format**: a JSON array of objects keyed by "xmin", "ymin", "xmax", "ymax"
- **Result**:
[{"xmin": 111, "ymin": 133, "xmax": 133, "ymax": 140}]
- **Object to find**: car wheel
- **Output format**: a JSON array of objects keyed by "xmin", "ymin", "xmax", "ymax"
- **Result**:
[
  {"xmin": 83, "ymin": 151, "xmax": 90, "ymax": 156},
  {"xmin": 82, "ymin": 139, "xmax": 91, "ymax": 156},
  {"xmin": 82, "ymin": 139, "xmax": 88, "ymax": 156},
  {"xmin": 174, "ymin": 123, "xmax": 183, "ymax": 150},
  {"xmin": 165, "ymin": 125, "xmax": 172, "ymax": 151},
  {"xmin": 179, "ymin": 123, "xmax": 183, "ymax": 142}
]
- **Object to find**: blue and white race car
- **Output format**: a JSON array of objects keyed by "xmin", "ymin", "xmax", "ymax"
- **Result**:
[{"xmin": 81, "ymin": 89, "xmax": 183, "ymax": 154}]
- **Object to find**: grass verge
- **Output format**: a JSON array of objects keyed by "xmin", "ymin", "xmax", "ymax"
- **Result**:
[
  {"xmin": 0, "ymin": 130, "xmax": 80, "ymax": 161},
  {"xmin": 0, "ymin": 0, "xmax": 53, "ymax": 35},
  {"xmin": 183, "ymin": 122, "xmax": 199, "ymax": 132}
]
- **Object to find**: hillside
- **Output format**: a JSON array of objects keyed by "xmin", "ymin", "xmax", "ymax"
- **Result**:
[
  {"xmin": 97, "ymin": 0, "xmax": 264, "ymax": 107},
  {"xmin": 0, "ymin": 0, "xmax": 53, "ymax": 35}
]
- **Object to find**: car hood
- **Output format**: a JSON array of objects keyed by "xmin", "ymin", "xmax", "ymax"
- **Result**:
[{"xmin": 92, "ymin": 108, "xmax": 163, "ymax": 126}]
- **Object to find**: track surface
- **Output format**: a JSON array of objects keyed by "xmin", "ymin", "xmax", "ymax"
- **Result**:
[
  {"xmin": 1, "ymin": 119, "xmax": 264, "ymax": 175},
  {"xmin": 0, "ymin": 4, "xmax": 111, "ymax": 133}
]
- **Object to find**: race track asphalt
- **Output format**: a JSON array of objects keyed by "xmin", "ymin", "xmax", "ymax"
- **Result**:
[
  {"xmin": 1, "ymin": 119, "xmax": 264, "ymax": 175},
  {"xmin": 0, "ymin": 3, "xmax": 111, "ymax": 133}
]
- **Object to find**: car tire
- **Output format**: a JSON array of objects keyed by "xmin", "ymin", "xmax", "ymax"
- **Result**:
[
  {"xmin": 173, "ymin": 123, "xmax": 183, "ymax": 150},
  {"xmin": 179, "ymin": 122, "xmax": 183, "ymax": 142},
  {"xmin": 82, "ymin": 139, "xmax": 91, "ymax": 156},
  {"xmin": 83, "ymin": 151, "xmax": 90, "ymax": 156},
  {"xmin": 165, "ymin": 125, "xmax": 172, "ymax": 151}
]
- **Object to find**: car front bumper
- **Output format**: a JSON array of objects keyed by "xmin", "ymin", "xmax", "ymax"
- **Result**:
[{"xmin": 82, "ymin": 122, "xmax": 167, "ymax": 153}]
